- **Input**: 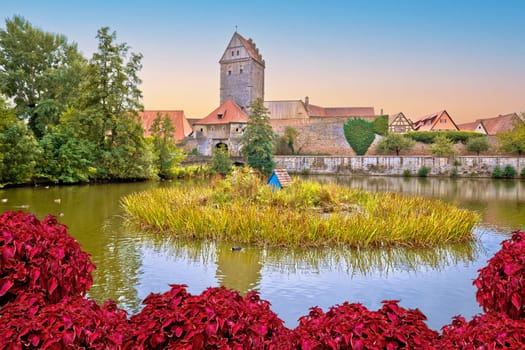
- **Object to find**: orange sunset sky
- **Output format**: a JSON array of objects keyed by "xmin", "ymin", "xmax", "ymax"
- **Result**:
[{"xmin": 2, "ymin": 0, "xmax": 524, "ymax": 123}]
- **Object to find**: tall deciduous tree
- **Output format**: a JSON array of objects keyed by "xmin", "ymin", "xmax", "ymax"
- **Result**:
[
  {"xmin": 0, "ymin": 98, "xmax": 40, "ymax": 184},
  {"xmin": 241, "ymin": 98, "xmax": 275, "ymax": 175},
  {"xmin": 150, "ymin": 112, "xmax": 185, "ymax": 178},
  {"xmin": 74, "ymin": 27, "xmax": 153, "ymax": 179},
  {"xmin": 376, "ymin": 133, "xmax": 415, "ymax": 156},
  {"xmin": 0, "ymin": 16, "xmax": 86, "ymax": 138}
]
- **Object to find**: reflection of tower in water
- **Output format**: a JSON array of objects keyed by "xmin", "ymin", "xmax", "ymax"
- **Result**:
[{"xmin": 215, "ymin": 245, "xmax": 263, "ymax": 294}]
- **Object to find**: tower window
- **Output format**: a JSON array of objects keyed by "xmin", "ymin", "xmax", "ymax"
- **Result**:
[
  {"xmin": 231, "ymin": 51, "xmax": 234, "ymax": 56},
  {"xmin": 240, "ymin": 69, "xmax": 243, "ymax": 74},
  {"xmin": 228, "ymin": 70, "xmax": 231, "ymax": 75},
  {"xmin": 237, "ymin": 50, "xmax": 239, "ymax": 55}
]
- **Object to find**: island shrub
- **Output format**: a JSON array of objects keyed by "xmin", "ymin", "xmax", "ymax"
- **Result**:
[
  {"xmin": 128, "ymin": 284, "xmax": 290, "ymax": 349},
  {"xmin": 291, "ymin": 300, "xmax": 439, "ymax": 349},
  {"xmin": 402, "ymin": 169, "xmax": 412, "ymax": 177},
  {"xmin": 473, "ymin": 230, "xmax": 525, "ymax": 319},
  {"xmin": 122, "ymin": 168, "xmax": 479, "ymax": 248},
  {"xmin": 0, "ymin": 211, "xmax": 95, "ymax": 306},
  {"xmin": 343, "ymin": 118, "xmax": 375, "ymax": 155},
  {"xmin": 0, "ymin": 294, "xmax": 130, "ymax": 348}
]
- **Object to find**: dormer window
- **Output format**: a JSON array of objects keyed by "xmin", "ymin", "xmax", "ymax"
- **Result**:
[{"xmin": 217, "ymin": 113, "xmax": 224, "ymax": 119}]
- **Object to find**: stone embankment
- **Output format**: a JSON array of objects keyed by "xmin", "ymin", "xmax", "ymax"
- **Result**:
[{"xmin": 275, "ymin": 156, "xmax": 524, "ymax": 177}]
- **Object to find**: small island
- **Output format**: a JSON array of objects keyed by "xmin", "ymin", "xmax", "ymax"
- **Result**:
[{"xmin": 122, "ymin": 168, "xmax": 479, "ymax": 248}]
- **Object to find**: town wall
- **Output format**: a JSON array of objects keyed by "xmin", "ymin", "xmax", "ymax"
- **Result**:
[{"xmin": 275, "ymin": 155, "xmax": 525, "ymax": 177}]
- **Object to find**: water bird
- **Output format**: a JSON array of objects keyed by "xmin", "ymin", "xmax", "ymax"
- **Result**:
[
  {"xmin": 54, "ymin": 198, "xmax": 61, "ymax": 204},
  {"xmin": 1, "ymin": 198, "xmax": 7, "ymax": 203},
  {"xmin": 231, "ymin": 246, "xmax": 242, "ymax": 251}
]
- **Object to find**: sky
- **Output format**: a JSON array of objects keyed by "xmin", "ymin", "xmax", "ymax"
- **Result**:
[{"xmin": 1, "ymin": 0, "xmax": 524, "ymax": 123}]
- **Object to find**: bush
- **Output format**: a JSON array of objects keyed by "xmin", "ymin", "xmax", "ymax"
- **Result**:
[
  {"xmin": 403, "ymin": 169, "xmax": 411, "ymax": 177},
  {"xmin": 503, "ymin": 165, "xmax": 517, "ymax": 178},
  {"xmin": 439, "ymin": 313, "xmax": 525, "ymax": 349},
  {"xmin": 451, "ymin": 167, "xmax": 459, "ymax": 177},
  {"xmin": 473, "ymin": 230, "xmax": 525, "ymax": 319},
  {"xmin": 417, "ymin": 166, "xmax": 431, "ymax": 177},
  {"xmin": 343, "ymin": 118, "xmax": 375, "ymax": 155},
  {"xmin": 406, "ymin": 130, "xmax": 483, "ymax": 144},
  {"xmin": 129, "ymin": 284, "xmax": 290, "ymax": 349},
  {"xmin": 0, "ymin": 211, "xmax": 95, "ymax": 306},
  {"xmin": 521, "ymin": 167, "xmax": 525, "ymax": 178},
  {"xmin": 210, "ymin": 146, "xmax": 233, "ymax": 176},
  {"xmin": 291, "ymin": 300, "xmax": 439, "ymax": 349},
  {"xmin": 372, "ymin": 115, "xmax": 389, "ymax": 136},
  {"xmin": 0, "ymin": 294, "xmax": 130, "ymax": 348},
  {"xmin": 492, "ymin": 165, "xmax": 517, "ymax": 178}
]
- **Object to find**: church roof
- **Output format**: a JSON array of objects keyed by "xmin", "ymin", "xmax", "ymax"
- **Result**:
[
  {"xmin": 139, "ymin": 110, "xmax": 192, "ymax": 141},
  {"xmin": 194, "ymin": 99, "xmax": 249, "ymax": 125},
  {"xmin": 307, "ymin": 104, "xmax": 375, "ymax": 118}
]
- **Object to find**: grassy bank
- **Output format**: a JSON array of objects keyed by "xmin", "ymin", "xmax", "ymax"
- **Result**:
[{"xmin": 122, "ymin": 168, "xmax": 479, "ymax": 248}]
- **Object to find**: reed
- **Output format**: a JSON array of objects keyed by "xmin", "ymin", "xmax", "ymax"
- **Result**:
[{"xmin": 121, "ymin": 169, "xmax": 479, "ymax": 248}]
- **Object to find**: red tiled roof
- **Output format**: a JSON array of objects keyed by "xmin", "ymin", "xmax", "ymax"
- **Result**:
[
  {"xmin": 413, "ymin": 110, "xmax": 459, "ymax": 131},
  {"xmin": 139, "ymin": 110, "xmax": 192, "ymax": 141},
  {"xmin": 480, "ymin": 113, "xmax": 520, "ymax": 135},
  {"xmin": 194, "ymin": 99, "xmax": 249, "ymax": 125},
  {"xmin": 307, "ymin": 104, "xmax": 375, "ymax": 118},
  {"xmin": 457, "ymin": 120, "xmax": 482, "ymax": 131}
]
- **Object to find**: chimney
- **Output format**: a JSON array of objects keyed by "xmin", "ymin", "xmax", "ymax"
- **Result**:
[
  {"xmin": 304, "ymin": 96, "xmax": 309, "ymax": 107},
  {"xmin": 380, "ymin": 108, "xmax": 383, "ymax": 115}
]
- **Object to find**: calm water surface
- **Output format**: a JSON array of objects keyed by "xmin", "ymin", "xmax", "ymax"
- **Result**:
[{"xmin": 1, "ymin": 176, "xmax": 524, "ymax": 331}]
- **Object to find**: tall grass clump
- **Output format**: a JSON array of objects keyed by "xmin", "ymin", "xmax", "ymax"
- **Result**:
[{"xmin": 122, "ymin": 168, "xmax": 479, "ymax": 248}]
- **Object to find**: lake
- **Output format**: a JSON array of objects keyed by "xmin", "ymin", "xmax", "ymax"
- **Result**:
[{"xmin": 1, "ymin": 176, "xmax": 523, "ymax": 331}]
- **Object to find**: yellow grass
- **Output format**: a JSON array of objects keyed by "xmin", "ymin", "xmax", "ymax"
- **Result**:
[{"xmin": 121, "ymin": 168, "xmax": 479, "ymax": 248}]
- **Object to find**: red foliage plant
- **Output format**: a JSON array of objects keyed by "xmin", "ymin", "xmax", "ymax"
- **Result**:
[
  {"xmin": 439, "ymin": 312, "xmax": 525, "ymax": 349},
  {"xmin": 290, "ymin": 300, "xmax": 440, "ymax": 349},
  {"xmin": 0, "ymin": 293, "xmax": 130, "ymax": 349},
  {"xmin": 0, "ymin": 211, "xmax": 95, "ymax": 305},
  {"xmin": 127, "ymin": 284, "xmax": 291, "ymax": 349},
  {"xmin": 473, "ymin": 230, "xmax": 525, "ymax": 319}
]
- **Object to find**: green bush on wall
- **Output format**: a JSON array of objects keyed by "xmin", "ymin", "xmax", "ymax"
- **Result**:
[
  {"xmin": 343, "ymin": 118, "xmax": 376, "ymax": 155},
  {"xmin": 372, "ymin": 115, "xmax": 389, "ymax": 136},
  {"xmin": 406, "ymin": 131, "xmax": 484, "ymax": 144}
]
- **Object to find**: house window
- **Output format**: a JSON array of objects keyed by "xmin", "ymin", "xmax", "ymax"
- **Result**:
[
  {"xmin": 228, "ymin": 70, "xmax": 231, "ymax": 76},
  {"xmin": 217, "ymin": 113, "xmax": 223, "ymax": 119},
  {"xmin": 440, "ymin": 118, "xmax": 446, "ymax": 123},
  {"xmin": 200, "ymin": 128, "xmax": 203, "ymax": 132}
]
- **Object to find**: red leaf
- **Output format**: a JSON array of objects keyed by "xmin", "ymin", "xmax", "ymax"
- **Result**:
[{"xmin": 0, "ymin": 278, "xmax": 14, "ymax": 296}]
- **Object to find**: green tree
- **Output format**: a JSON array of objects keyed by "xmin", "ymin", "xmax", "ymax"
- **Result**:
[
  {"xmin": 150, "ymin": 112, "xmax": 185, "ymax": 178},
  {"xmin": 210, "ymin": 145, "xmax": 233, "ymax": 176},
  {"xmin": 343, "ymin": 118, "xmax": 375, "ymax": 155},
  {"xmin": 498, "ymin": 120, "xmax": 525, "ymax": 156},
  {"xmin": 0, "ymin": 16, "xmax": 86, "ymax": 138},
  {"xmin": 0, "ymin": 98, "xmax": 40, "ymax": 184},
  {"xmin": 275, "ymin": 126, "xmax": 300, "ymax": 155},
  {"xmin": 74, "ymin": 27, "xmax": 153, "ymax": 180},
  {"xmin": 376, "ymin": 133, "xmax": 415, "ymax": 156},
  {"xmin": 241, "ymin": 98, "xmax": 275, "ymax": 175},
  {"xmin": 466, "ymin": 136, "xmax": 490, "ymax": 155},
  {"xmin": 430, "ymin": 134, "xmax": 456, "ymax": 156}
]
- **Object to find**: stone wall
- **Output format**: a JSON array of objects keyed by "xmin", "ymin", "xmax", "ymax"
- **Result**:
[
  {"xmin": 271, "ymin": 117, "xmax": 356, "ymax": 155},
  {"xmin": 275, "ymin": 155, "xmax": 525, "ymax": 177}
]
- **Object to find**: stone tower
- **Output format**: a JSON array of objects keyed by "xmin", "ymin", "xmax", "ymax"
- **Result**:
[{"xmin": 219, "ymin": 32, "xmax": 265, "ymax": 110}]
